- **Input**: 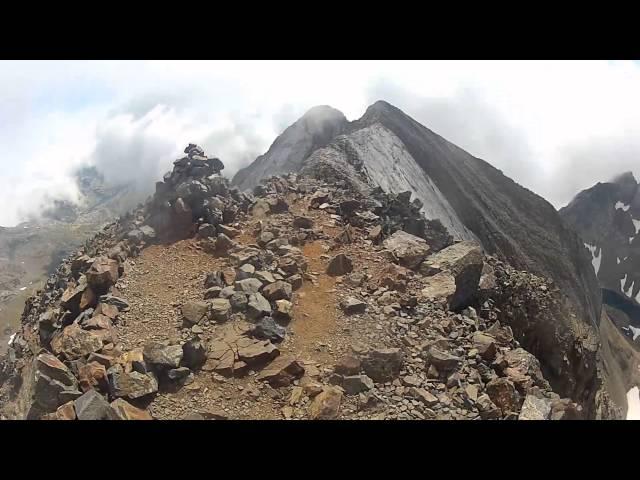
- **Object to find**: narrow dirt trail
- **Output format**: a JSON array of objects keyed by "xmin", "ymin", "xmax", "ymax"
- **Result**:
[{"xmin": 288, "ymin": 240, "xmax": 338, "ymax": 363}]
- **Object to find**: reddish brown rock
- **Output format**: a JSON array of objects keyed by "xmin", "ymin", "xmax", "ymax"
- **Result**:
[
  {"xmin": 78, "ymin": 361, "xmax": 109, "ymax": 393},
  {"xmin": 256, "ymin": 356, "xmax": 305, "ymax": 387},
  {"xmin": 86, "ymin": 257, "xmax": 119, "ymax": 292},
  {"xmin": 50, "ymin": 324, "xmax": 103, "ymax": 360},
  {"xmin": 111, "ymin": 398, "xmax": 154, "ymax": 420}
]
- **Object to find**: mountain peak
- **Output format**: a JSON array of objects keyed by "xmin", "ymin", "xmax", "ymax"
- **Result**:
[
  {"xmin": 300, "ymin": 104, "xmax": 345, "ymax": 120},
  {"xmin": 611, "ymin": 171, "xmax": 638, "ymax": 187}
]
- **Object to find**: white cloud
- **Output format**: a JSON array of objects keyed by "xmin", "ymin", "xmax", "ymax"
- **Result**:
[{"xmin": 2, "ymin": 60, "xmax": 640, "ymax": 226}]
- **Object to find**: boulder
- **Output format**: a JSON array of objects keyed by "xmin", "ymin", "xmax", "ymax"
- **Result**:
[
  {"xmin": 383, "ymin": 230, "xmax": 430, "ymax": 269},
  {"xmin": 518, "ymin": 394, "xmax": 552, "ymax": 420},
  {"xmin": 235, "ymin": 278, "xmax": 264, "ymax": 294},
  {"xmin": 50, "ymin": 323, "xmax": 103, "ymax": 360},
  {"xmin": 334, "ymin": 356, "xmax": 361, "ymax": 376},
  {"xmin": 182, "ymin": 338, "xmax": 208, "ymax": 370},
  {"xmin": 61, "ymin": 279, "xmax": 97, "ymax": 314},
  {"xmin": 111, "ymin": 398, "xmax": 153, "ymax": 420},
  {"xmin": 210, "ymin": 298, "xmax": 232, "ymax": 322},
  {"xmin": 486, "ymin": 378, "xmax": 521, "ymax": 416},
  {"xmin": 408, "ymin": 387, "xmax": 439, "ymax": 407},
  {"xmin": 419, "ymin": 241, "xmax": 483, "ymax": 310},
  {"xmin": 218, "ymin": 225, "xmax": 240, "ymax": 238},
  {"xmin": 476, "ymin": 393, "xmax": 501, "ymax": 419},
  {"xmin": 425, "ymin": 347, "xmax": 461, "ymax": 373},
  {"xmin": 421, "ymin": 272, "xmax": 456, "ymax": 305},
  {"xmin": 256, "ymin": 356, "xmax": 305, "ymax": 387},
  {"xmin": 503, "ymin": 348, "xmax": 550, "ymax": 392},
  {"xmin": 214, "ymin": 233, "xmax": 236, "ymax": 256},
  {"xmin": 182, "ymin": 301, "xmax": 209, "ymax": 325},
  {"xmin": 309, "ymin": 386, "xmax": 343, "ymax": 420},
  {"xmin": 36, "ymin": 354, "xmax": 77, "ymax": 388},
  {"xmin": 47, "ymin": 402, "xmax": 77, "ymax": 420},
  {"xmin": 78, "ymin": 361, "xmax": 109, "ymax": 393},
  {"xmin": 236, "ymin": 338, "xmax": 279, "ymax": 367},
  {"xmin": 167, "ymin": 367, "xmax": 191, "ymax": 381},
  {"xmin": 251, "ymin": 316, "xmax": 286, "ymax": 343},
  {"xmin": 257, "ymin": 231, "xmax": 275, "ymax": 247},
  {"xmin": 472, "ymin": 332, "xmax": 497, "ymax": 361},
  {"xmin": 262, "ymin": 281, "xmax": 292, "ymax": 301},
  {"xmin": 361, "ymin": 348, "xmax": 404, "ymax": 383},
  {"xmin": 255, "ymin": 270, "xmax": 276, "ymax": 284},
  {"xmin": 98, "ymin": 295, "xmax": 129, "ymax": 310},
  {"xmin": 342, "ymin": 375, "xmax": 374, "ymax": 395},
  {"xmin": 340, "ymin": 297, "xmax": 367, "ymax": 315},
  {"xmin": 326, "ymin": 254, "xmax": 353, "ymax": 276},
  {"xmin": 143, "ymin": 342, "xmax": 183, "ymax": 369},
  {"xmin": 197, "ymin": 223, "xmax": 217, "ymax": 239},
  {"xmin": 74, "ymin": 390, "xmax": 119, "ymax": 420},
  {"xmin": 229, "ymin": 292, "xmax": 248, "ymax": 312},
  {"xmin": 85, "ymin": 257, "xmax": 119, "ymax": 292},
  {"xmin": 246, "ymin": 293, "xmax": 272, "ymax": 320},
  {"xmin": 273, "ymin": 299, "xmax": 293, "ymax": 324},
  {"xmin": 109, "ymin": 370, "xmax": 158, "ymax": 400},
  {"xmin": 236, "ymin": 263, "xmax": 256, "ymax": 281}
]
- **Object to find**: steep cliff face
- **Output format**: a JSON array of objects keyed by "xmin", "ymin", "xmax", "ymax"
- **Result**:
[{"xmin": 232, "ymin": 100, "xmax": 606, "ymax": 414}]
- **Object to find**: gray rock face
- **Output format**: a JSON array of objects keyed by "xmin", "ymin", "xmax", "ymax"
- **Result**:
[
  {"xmin": 235, "ymin": 278, "xmax": 263, "ymax": 294},
  {"xmin": 420, "ymin": 241, "xmax": 484, "ymax": 310},
  {"xmin": 383, "ymin": 231, "xmax": 430, "ymax": 270},
  {"xmin": 143, "ymin": 343, "xmax": 184, "ymax": 369},
  {"xmin": 246, "ymin": 293, "xmax": 271, "ymax": 320},
  {"xmin": 251, "ymin": 317, "xmax": 286, "ymax": 343},
  {"xmin": 109, "ymin": 370, "xmax": 158, "ymax": 400},
  {"xmin": 74, "ymin": 390, "xmax": 119, "ymax": 420}
]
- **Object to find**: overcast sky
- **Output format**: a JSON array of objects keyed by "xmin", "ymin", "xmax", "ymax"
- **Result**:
[{"xmin": 1, "ymin": 60, "xmax": 639, "ymax": 226}]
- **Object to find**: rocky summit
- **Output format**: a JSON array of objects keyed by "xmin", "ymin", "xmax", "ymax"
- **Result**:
[{"xmin": 0, "ymin": 100, "xmax": 633, "ymax": 420}]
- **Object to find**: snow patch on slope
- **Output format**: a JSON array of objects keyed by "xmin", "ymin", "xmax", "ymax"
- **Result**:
[
  {"xmin": 345, "ymin": 124, "xmax": 475, "ymax": 241},
  {"xmin": 584, "ymin": 243, "xmax": 602, "ymax": 276},
  {"xmin": 633, "ymin": 219, "xmax": 640, "ymax": 235},
  {"xmin": 616, "ymin": 201, "xmax": 631, "ymax": 212},
  {"xmin": 629, "ymin": 325, "xmax": 640, "ymax": 341}
]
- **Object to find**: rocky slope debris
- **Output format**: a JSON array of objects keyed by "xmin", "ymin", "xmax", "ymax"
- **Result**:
[{"xmin": 0, "ymin": 146, "xmax": 585, "ymax": 420}]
